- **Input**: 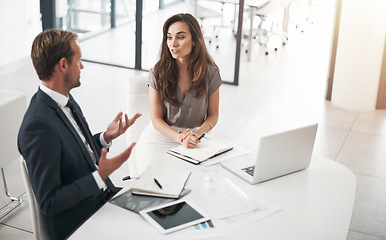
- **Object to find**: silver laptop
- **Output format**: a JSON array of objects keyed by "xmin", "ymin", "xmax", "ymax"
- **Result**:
[{"xmin": 221, "ymin": 123, "xmax": 318, "ymax": 184}]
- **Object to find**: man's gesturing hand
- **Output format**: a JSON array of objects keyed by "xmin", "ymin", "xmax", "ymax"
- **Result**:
[
  {"xmin": 97, "ymin": 143, "xmax": 136, "ymax": 180},
  {"xmin": 104, "ymin": 112, "xmax": 141, "ymax": 143}
]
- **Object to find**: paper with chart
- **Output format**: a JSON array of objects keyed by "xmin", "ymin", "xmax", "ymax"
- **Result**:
[{"xmin": 191, "ymin": 178, "xmax": 281, "ymax": 229}]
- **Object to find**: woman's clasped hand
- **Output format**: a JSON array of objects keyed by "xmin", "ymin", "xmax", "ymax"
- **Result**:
[{"xmin": 178, "ymin": 129, "xmax": 202, "ymax": 149}]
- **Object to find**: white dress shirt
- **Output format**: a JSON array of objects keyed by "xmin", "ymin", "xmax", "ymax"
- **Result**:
[{"xmin": 40, "ymin": 85, "xmax": 108, "ymax": 190}]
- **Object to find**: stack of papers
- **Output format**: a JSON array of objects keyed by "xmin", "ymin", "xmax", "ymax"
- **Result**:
[{"xmin": 132, "ymin": 165, "xmax": 191, "ymax": 198}]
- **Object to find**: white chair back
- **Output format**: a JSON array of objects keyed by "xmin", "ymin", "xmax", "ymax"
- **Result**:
[
  {"xmin": 20, "ymin": 157, "xmax": 49, "ymax": 240},
  {"xmin": 127, "ymin": 75, "xmax": 150, "ymax": 143},
  {"xmin": 127, "ymin": 75, "xmax": 150, "ymax": 177}
]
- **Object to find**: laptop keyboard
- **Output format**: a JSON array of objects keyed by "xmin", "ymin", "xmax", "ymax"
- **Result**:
[{"xmin": 242, "ymin": 166, "xmax": 255, "ymax": 176}]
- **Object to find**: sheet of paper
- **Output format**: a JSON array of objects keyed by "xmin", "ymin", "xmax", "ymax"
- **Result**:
[
  {"xmin": 191, "ymin": 178, "xmax": 282, "ymax": 231},
  {"xmin": 218, "ymin": 196, "xmax": 281, "ymax": 230},
  {"xmin": 191, "ymin": 178, "xmax": 260, "ymax": 219}
]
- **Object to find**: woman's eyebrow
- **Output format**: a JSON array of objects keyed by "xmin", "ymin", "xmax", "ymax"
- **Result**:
[{"xmin": 167, "ymin": 31, "xmax": 187, "ymax": 35}]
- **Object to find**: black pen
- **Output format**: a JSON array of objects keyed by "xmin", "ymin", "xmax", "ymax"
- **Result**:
[
  {"xmin": 154, "ymin": 178, "xmax": 163, "ymax": 189},
  {"xmin": 198, "ymin": 133, "xmax": 206, "ymax": 140},
  {"xmin": 122, "ymin": 176, "xmax": 131, "ymax": 181},
  {"xmin": 122, "ymin": 176, "xmax": 139, "ymax": 181}
]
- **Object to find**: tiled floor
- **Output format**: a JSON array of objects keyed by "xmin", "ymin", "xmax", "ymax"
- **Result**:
[{"xmin": 1, "ymin": 2, "xmax": 386, "ymax": 240}]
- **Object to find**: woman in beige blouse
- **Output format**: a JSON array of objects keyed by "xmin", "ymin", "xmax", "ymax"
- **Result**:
[{"xmin": 134, "ymin": 13, "xmax": 222, "ymax": 175}]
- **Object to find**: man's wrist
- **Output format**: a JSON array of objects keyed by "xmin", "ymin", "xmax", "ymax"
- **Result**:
[
  {"xmin": 100, "ymin": 132, "xmax": 112, "ymax": 148},
  {"xmin": 93, "ymin": 171, "xmax": 107, "ymax": 189}
]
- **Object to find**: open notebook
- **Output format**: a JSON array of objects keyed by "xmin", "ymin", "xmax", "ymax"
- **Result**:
[
  {"xmin": 167, "ymin": 138, "xmax": 233, "ymax": 164},
  {"xmin": 131, "ymin": 165, "xmax": 191, "ymax": 198}
]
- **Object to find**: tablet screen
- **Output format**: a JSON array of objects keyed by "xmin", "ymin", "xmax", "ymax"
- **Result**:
[
  {"xmin": 146, "ymin": 201, "xmax": 204, "ymax": 230},
  {"xmin": 140, "ymin": 200, "xmax": 209, "ymax": 234}
]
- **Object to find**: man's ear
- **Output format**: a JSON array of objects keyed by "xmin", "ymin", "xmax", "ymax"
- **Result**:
[{"xmin": 58, "ymin": 57, "xmax": 67, "ymax": 72}]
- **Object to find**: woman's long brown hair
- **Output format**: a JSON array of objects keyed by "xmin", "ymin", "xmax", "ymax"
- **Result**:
[{"xmin": 153, "ymin": 13, "xmax": 217, "ymax": 106}]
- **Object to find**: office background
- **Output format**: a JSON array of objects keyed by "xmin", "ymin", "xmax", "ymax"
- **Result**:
[{"xmin": 1, "ymin": 0, "xmax": 386, "ymax": 239}]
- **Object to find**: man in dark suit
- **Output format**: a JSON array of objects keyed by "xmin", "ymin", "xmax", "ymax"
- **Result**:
[{"xmin": 18, "ymin": 29, "xmax": 141, "ymax": 240}]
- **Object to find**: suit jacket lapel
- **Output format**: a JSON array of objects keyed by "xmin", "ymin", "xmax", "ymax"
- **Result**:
[{"xmin": 37, "ymin": 89, "xmax": 97, "ymax": 170}]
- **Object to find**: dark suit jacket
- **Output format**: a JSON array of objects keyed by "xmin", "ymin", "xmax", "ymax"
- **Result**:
[{"xmin": 18, "ymin": 88, "xmax": 106, "ymax": 240}]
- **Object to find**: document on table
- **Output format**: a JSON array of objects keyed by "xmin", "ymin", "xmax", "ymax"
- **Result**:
[
  {"xmin": 191, "ymin": 178, "xmax": 259, "ymax": 219},
  {"xmin": 191, "ymin": 178, "xmax": 281, "ymax": 228}
]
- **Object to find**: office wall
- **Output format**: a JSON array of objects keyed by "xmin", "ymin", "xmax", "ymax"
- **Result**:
[
  {"xmin": 0, "ymin": 0, "xmax": 41, "ymax": 66},
  {"xmin": 331, "ymin": 0, "xmax": 386, "ymax": 112}
]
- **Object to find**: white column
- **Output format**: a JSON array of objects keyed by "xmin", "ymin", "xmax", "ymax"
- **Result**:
[
  {"xmin": 0, "ymin": 0, "xmax": 41, "ymax": 66},
  {"xmin": 331, "ymin": 0, "xmax": 386, "ymax": 112}
]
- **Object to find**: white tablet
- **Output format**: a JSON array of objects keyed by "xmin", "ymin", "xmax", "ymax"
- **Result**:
[{"xmin": 139, "ymin": 199, "xmax": 210, "ymax": 234}]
